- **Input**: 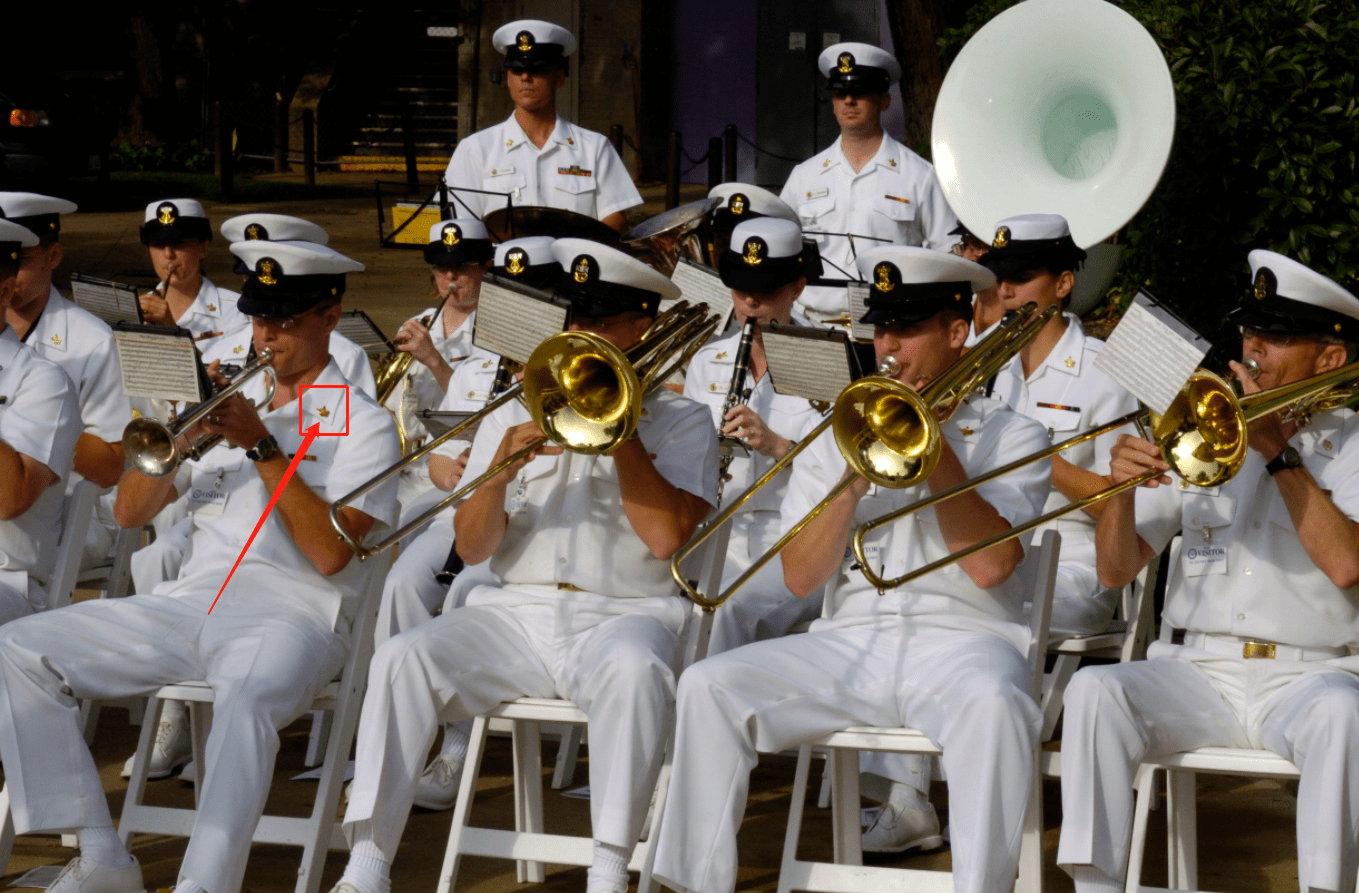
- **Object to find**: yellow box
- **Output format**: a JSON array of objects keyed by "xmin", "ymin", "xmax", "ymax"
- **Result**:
[{"xmin": 390, "ymin": 202, "xmax": 442, "ymax": 246}]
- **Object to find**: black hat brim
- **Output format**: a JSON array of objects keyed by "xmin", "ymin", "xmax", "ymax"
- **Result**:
[
  {"xmin": 718, "ymin": 251, "xmax": 806, "ymax": 294},
  {"xmin": 1226, "ymin": 294, "xmax": 1359, "ymax": 340},
  {"xmin": 238, "ymin": 274, "xmax": 347, "ymax": 317},
  {"xmin": 140, "ymin": 218, "xmax": 213, "ymax": 246},
  {"xmin": 981, "ymin": 242, "xmax": 1086, "ymax": 280},
  {"xmin": 425, "ymin": 239, "xmax": 495, "ymax": 267}
]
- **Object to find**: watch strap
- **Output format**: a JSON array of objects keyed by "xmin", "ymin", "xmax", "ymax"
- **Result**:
[{"xmin": 1265, "ymin": 446, "xmax": 1301, "ymax": 476}]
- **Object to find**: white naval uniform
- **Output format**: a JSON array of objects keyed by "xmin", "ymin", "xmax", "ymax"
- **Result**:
[
  {"xmin": 343, "ymin": 387, "xmax": 718, "ymax": 857},
  {"xmin": 991, "ymin": 312, "xmax": 1139, "ymax": 635},
  {"xmin": 376, "ymin": 346, "xmax": 502, "ymax": 645},
  {"xmin": 442, "ymin": 113, "xmax": 642, "ymax": 221},
  {"xmin": 24, "ymin": 287, "xmax": 134, "ymax": 567},
  {"xmin": 1057, "ymin": 409, "xmax": 1359, "ymax": 893},
  {"xmin": 654, "ymin": 396, "xmax": 1052, "ymax": 893},
  {"xmin": 0, "ymin": 359, "xmax": 398, "ymax": 893},
  {"xmin": 780, "ymin": 135, "xmax": 955, "ymax": 324},
  {"xmin": 201, "ymin": 323, "xmax": 378, "ymax": 398},
  {"xmin": 0, "ymin": 327, "xmax": 81, "ymax": 622},
  {"xmin": 682, "ymin": 321, "xmax": 823, "ymax": 652},
  {"xmin": 161, "ymin": 275, "xmax": 246, "ymax": 355}
]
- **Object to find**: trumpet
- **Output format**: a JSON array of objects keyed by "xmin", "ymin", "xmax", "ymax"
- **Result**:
[
  {"xmin": 122, "ymin": 349, "xmax": 277, "ymax": 478},
  {"xmin": 329, "ymin": 301, "xmax": 720, "ymax": 559},
  {"xmin": 670, "ymin": 302, "xmax": 1058, "ymax": 609},
  {"xmin": 853, "ymin": 359, "xmax": 1359, "ymax": 591}
]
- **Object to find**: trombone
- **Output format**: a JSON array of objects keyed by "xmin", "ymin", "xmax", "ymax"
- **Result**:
[
  {"xmin": 670, "ymin": 302, "xmax": 1059, "ymax": 610},
  {"xmin": 122, "ymin": 348, "xmax": 277, "ymax": 477},
  {"xmin": 854, "ymin": 360, "xmax": 1359, "ymax": 591},
  {"xmin": 329, "ymin": 301, "xmax": 720, "ymax": 559}
]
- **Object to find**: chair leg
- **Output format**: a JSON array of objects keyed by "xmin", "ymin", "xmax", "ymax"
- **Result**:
[
  {"xmin": 1015, "ymin": 748, "xmax": 1045, "ymax": 893},
  {"xmin": 120, "ymin": 696, "xmax": 168, "ymax": 848},
  {"xmin": 295, "ymin": 708, "xmax": 345, "ymax": 893},
  {"xmin": 438, "ymin": 715, "xmax": 492, "ymax": 893},
  {"xmin": 828, "ymin": 748, "xmax": 862, "ymax": 867},
  {"xmin": 551, "ymin": 724, "xmax": 583, "ymax": 790},
  {"xmin": 1124, "ymin": 765, "xmax": 1158, "ymax": 893},
  {"xmin": 187, "ymin": 701, "xmax": 212, "ymax": 807},
  {"xmin": 511, "ymin": 719, "xmax": 547, "ymax": 884},
  {"xmin": 1166, "ymin": 769, "xmax": 1197, "ymax": 891},
  {"xmin": 0, "ymin": 784, "xmax": 15, "ymax": 874},
  {"xmin": 776, "ymin": 745, "xmax": 817, "ymax": 893},
  {"xmin": 304, "ymin": 710, "xmax": 332, "ymax": 769},
  {"xmin": 1041, "ymin": 655, "xmax": 1081, "ymax": 742},
  {"xmin": 80, "ymin": 700, "xmax": 102, "ymax": 747}
]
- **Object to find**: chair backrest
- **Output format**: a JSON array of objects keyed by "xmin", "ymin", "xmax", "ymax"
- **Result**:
[
  {"xmin": 1026, "ymin": 529, "xmax": 1060, "ymax": 696},
  {"xmin": 46, "ymin": 479, "xmax": 101, "ymax": 611},
  {"xmin": 343, "ymin": 552, "xmax": 395, "ymax": 690},
  {"xmin": 678, "ymin": 515, "xmax": 732, "ymax": 669}
]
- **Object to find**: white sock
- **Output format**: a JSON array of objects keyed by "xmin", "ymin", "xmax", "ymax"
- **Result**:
[
  {"xmin": 585, "ymin": 840, "xmax": 630, "ymax": 893},
  {"xmin": 886, "ymin": 781, "xmax": 930, "ymax": 810},
  {"xmin": 339, "ymin": 824, "xmax": 393, "ymax": 893},
  {"xmin": 173, "ymin": 876, "xmax": 208, "ymax": 893},
  {"xmin": 77, "ymin": 825, "xmax": 133, "ymax": 868},
  {"xmin": 1073, "ymin": 865, "xmax": 1123, "ymax": 893},
  {"xmin": 438, "ymin": 722, "xmax": 470, "ymax": 762}
]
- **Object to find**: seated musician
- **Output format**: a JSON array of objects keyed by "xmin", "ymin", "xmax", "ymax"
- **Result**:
[
  {"xmin": 653, "ymin": 245, "xmax": 1052, "ymax": 893},
  {"xmin": 136, "ymin": 198, "xmax": 244, "ymax": 355},
  {"xmin": 441, "ymin": 20, "xmax": 642, "ymax": 231},
  {"xmin": 372, "ymin": 235, "xmax": 560, "ymax": 811},
  {"xmin": 683, "ymin": 217, "xmax": 823, "ymax": 652},
  {"xmin": 0, "ymin": 240, "xmax": 399, "ymax": 893},
  {"xmin": 983, "ymin": 214, "xmax": 1139, "ymax": 636},
  {"xmin": 327, "ymin": 240, "xmax": 717, "ymax": 893},
  {"xmin": 1058, "ymin": 251, "xmax": 1359, "ymax": 893},
  {"xmin": 1, "ymin": 192, "xmax": 133, "ymax": 567},
  {"xmin": 0, "ymin": 218, "xmax": 81, "ymax": 624}
]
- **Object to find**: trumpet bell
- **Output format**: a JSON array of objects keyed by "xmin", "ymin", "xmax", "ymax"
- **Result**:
[
  {"xmin": 122, "ymin": 418, "xmax": 182, "ymax": 478},
  {"xmin": 1150, "ymin": 371, "xmax": 1247, "ymax": 488},
  {"xmin": 930, "ymin": 0, "xmax": 1175, "ymax": 249},
  {"xmin": 833, "ymin": 378, "xmax": 941, "ymax": 488},
  {"xmin": 524, "ymin": 331, "xmax": 641, "ymax": 454}
]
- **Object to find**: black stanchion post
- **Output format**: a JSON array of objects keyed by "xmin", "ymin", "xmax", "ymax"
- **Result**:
[
  {"xmin": 707, "ymin": 137, "xmax": 722, "ymax": 191},
  {"xmin": 302, "ymin": 108, "xmax": 316, "ymax": 186},
  {"xmin": 274, "ymin": 99, "xmax": 288, "ymax": 172},
  {"xmin": 724, "ymin": 124, "xmax": 737, "ymax": 183},
  {"xmin": 402, "ymin": 105, "xmax": 419, "ymax": 193},
  {"xmin": 609, "ymin": 124, "xmax": 624, "ymax": 158},
  {"xmin": 665, "ymin": 131, "xmax": 681, "ymax": 210}
]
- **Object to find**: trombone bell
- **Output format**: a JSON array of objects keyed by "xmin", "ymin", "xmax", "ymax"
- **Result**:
[
  {"xmin": 525, "ymin": 333, "xmax": 641, "ymax": 454},
  {"xmin": 833, "ymin": 379, "xmax": 940, "ymax": 488}
]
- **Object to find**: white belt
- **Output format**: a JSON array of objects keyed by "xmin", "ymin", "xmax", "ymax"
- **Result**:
[{"xmin": 1185, "ymin": 632, "xmax": 1349, "ymax": 661}]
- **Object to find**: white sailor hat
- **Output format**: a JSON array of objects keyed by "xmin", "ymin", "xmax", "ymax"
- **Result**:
[
  {"xmin": 0, "ymin": 192, "xmax": 77, "ymax": 239},
  {"xmin": 494, "ymin": 236, "xmax": 560, "ymax": 290},
  {"xmin": 708, "ymin": 183, "xmax": 798, "ymax": 233},
  {"xmin": 551, "ymin": 238, "xmax": 680, "ymax": 319},
  {"xmin": 425, "ymin": 218, "xmax": 494, "ymax": 267},
  {"xmin": 719, "ymin": 218, "xmax": 807, "ymax": 294},
  {"xmin": 0, "ymin": 219, "xmax": 39, "ymax": 265},
  {"xmin": 221, "ymin": 213, "xmax": 328, "ymax": 245},
  {"xmin": 140, "ymin": 198, "xmax": 212, "ymax": 245},
  {"xmin": 819, "ymin": 42, "xmax": 901, "ymax": 92},
  {"xmin": 231, "ymin": 240, "xmax": 364, "ymax": 318},
  {"xmin": 980, "ymin": 213, "xmax": 1086, "ymax": 280},
  {"xmin": 1227, "ymin": 250, "xmax": 1359, "ymax": 340},
  {"xmin": 493, "ymin": 20, "xmax": 577, "ymax": 72},
  {"xmin": 855, "ymin": 246, "xmax": 992, "ymax": 327}
]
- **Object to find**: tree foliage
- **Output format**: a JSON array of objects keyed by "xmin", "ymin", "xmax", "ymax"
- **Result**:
[{"xmin": 940, "ymin": 0, "xmax": 1359, "ymax": 356}]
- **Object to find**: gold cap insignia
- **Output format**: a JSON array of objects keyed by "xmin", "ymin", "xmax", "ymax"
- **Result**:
[
  {"xmin": 572, "ymin": 254, "xmax": 595, "ymax": 284},
  {"xmin": 729, "ymin": 194, "xmax": 748, "ymax": 216},
  {"xmin": 1254, "ymin": 268, "xmax": 1275, "ymax": 301},
  {"xmin": 256, "ymin": 257, "xmax": 281, "ymax": 286},
  {"xmin": 157, "ymin": 203, "xmax": 177, "ymax": 226},
  {"xmin": 244, "ymin": 222, "xmax": 266, "ymax": 240},
  {"xmin": 504, "ymin": 248, "xmax": 527, "ymax": 276},
  {"xmin": 873, "ymin": 261, "xmax": 899, "ymax": 293},
  {"xmin": 993, "ymin": 226, "xmax": 1011, "ymax": 249},
  {"xmin": 441, "ymin": 223, "xmax": 462, "ymax": 247},
  {"xmin": 516, "ymin": 30, "xmax": 534, "ymax": 51},
  {"xmin": 50, "ymin": 334, "xmax": 62, "ymax": 346},
  {"xmin": 837, "ymin": 52, "xmax": 854, "ymax": 74},
  {"xmin": 742, "ymin": 237, "xmax": 767, "ymax": 266}
]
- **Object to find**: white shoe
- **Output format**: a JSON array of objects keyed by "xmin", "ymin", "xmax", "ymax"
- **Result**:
[
  {"xmin": 324, "ymin": 885, "xmax": 361, "ymax": 893},
  {"xmin": 862, "ymin": 800, "xmax": 945, "ymax": 854},
  {"xmin": 178, "ymin": 760, "xmax": 197, "ymax": 783},
  {"xmin": 46, "ymin": 856, "xmax": 145, "ymax": 893},
  {"xmin": 119, "ymin": 718, "xmax": 191, "ymax": 780},
  {"xmin": 412, "ymin": 753, "xmax": 462, "ymax": 810}
]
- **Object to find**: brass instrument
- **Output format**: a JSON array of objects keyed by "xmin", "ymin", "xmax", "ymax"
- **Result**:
[
  {"xmin": 375, "ymin": 306, "xmax": 441, "ymax": 406},
  {"xmin": 853, "ymin": 360, "xmax": 1359, "ymax": 591},
  {"xmin": 329, "ymin": 301, "xmax": 720, "ymax": 559},
  {"xmin": 620, "ymin": 198, "xmax": 721, "ymax": 275},
  {"xmin": 715, "ymin": 319, "xmax": 757, "ymax": 506},
  {"xmin": 670, "ymin": 302, "xmax": 1058, "ymax": 610},
  {"xmin": 122, "ymin": 349, "xmax": 277, "ymax": 477}
]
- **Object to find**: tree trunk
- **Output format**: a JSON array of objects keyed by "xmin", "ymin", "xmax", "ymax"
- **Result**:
[
  {"xmin": 884, "ymin": 0, "xmax": 950, "ymax": 153},
  {"xmin": 122, "ymin": 14, "xmax": 174, "ymax": 146}
]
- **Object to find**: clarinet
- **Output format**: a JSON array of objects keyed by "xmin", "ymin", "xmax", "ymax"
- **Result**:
[
  {"xmin": 715, "ymin": 319, "xmax": 758, "ymax": 507},
  {"xmin": 434, "ymin": 355, "xmax": 519, "ymax": 586}
]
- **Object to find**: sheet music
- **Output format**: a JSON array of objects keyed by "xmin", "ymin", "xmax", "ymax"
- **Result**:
[
  {"xmin": 335, "ymin": 310, "xmax": 390, "ymax": 356},
  {"xmin": 668, "ymin": 260, "xmax": 734, "ymax": 330},
  {"xmin": 417, "ymin": 410, "xmax": 477, "ymax": 438},
  {"xmin": 69, "ymin": 273, "xmax": 142, "ymax": 326},
  {"xmin": 845, "ymin": 283, "xmax": 874, "ymax": 341},
  {"xmin": 113, "ymin": 328, "xmax": 206, "ymax": 404},
  {"xmin": 474, "ymin": 278, "xmax": 569, "ymax": 365},
  {"xmin": 1094, "ymin": 290, "xmax": 1209, "ymax": 416},
  {"xmin": 762, "ymin": 324, "xmax": 854, "ymax": 404}
]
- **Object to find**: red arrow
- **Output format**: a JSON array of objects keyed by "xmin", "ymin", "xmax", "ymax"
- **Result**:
[{"xmin": 209, "ymin": 423, "xmax": 322, "ymax": 613}]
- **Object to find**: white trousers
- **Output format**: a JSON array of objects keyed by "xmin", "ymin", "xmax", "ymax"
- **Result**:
[
  {"xmin": 375, "ymin": 520, "xmax": 455, "ymax": 646},
  {"xmin": 0, "ymin": 581, "xmax": 35, "ymax": 626},
  {"xmin": 131, "ymin": 516, "xmax": 192, "ymax": 594},
  {"xmin": 0, "ymin": 588, "xmax": 347, "ymax": 893},
  {"xmin": 1046, "ymin": 539, "xmax": 1117, "ymax": 638},
  {"xmin": 653, "ymin": 622, "xmax": 1041, "ymax": 893},
  {"xmin": 1056, "ymin": 650, "xmax": 1359, "ymax": 893},
  {"xmin": 343, "ymin": 599, "xmax": 681, "ymax": 854}
]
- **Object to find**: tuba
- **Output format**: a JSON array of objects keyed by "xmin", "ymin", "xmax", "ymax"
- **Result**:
[{"xmin": 620, "ymin": 198, "xmax": 720, "ymax": 276}]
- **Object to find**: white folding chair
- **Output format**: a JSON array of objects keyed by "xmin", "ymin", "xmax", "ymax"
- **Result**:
[
  {"xmin": 434, "ymin": 521, "xmax": 731, "ymax": 893},
  {"xmin": 775, "ymin": 529, "xmax": 1061, "ymax": 893},
  {"xmin": 116, "ymin": 553, "xmax": 393, "ymax": 893},
  {"xmin": 44, "ymin": 478, "xmax": 101, "ymax": 611}
]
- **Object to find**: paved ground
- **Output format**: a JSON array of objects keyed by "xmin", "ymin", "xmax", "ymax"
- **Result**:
[{"xmin": 2, "ymin": 171, "xmax": 1304, "ymax": 893}]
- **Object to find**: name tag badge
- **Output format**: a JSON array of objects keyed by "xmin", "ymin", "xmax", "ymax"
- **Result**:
[
  {"xmin": 1183, "ymin": 543, "xmax": 1227, "ymax": 576},
  {"xmin": 848, "ymin": 542, "xmax": 882, "ymax": 571},
  {"xmin": 805, "ymin": 187, "xmax": 830, "ymax": 199},
  {"xmin": 189, "ymin": 485, "xmax": 229, "ymax": 516},
  {"xmin": 488, "ymin": 165, "xmax": 515, "ymax": 176}
]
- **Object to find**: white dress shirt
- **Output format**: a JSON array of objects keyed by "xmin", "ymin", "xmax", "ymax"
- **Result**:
[
  {"xmin": 383, "ymin": 306, "xmax": 479, "ymax": 443},
  {"xmin": 158, "ymin": 276, "xmax": 247, "ymax": 355}
]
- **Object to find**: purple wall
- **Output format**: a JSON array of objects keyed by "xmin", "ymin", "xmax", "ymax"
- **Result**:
[{"xmin": 670, "ymin": 0, "xmax": 759, "ymax": 184}]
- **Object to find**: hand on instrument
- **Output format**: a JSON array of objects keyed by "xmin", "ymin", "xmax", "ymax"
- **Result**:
[
  {"xmin": 489, "ymin": 421, "xmax": 562, "ymax": 486},
  {"xmin": 395, "ymin": 319, "xmax": 442, "ymax": 369},
  {"xmin": 722, "ymin": 405, "xmax": 789, "ymax": 458},
  {"xmin": 1109, "ymin": 433, "xmax": 1171, "ymax": 488},
  {"xmin": 198, "ymin": 392, "xmax": 271, "ymax": 452},
  {"xmin": 139, "ymin": 289, "xmax": 174, "ymax": 326},
  {"xmin": 842, "ymin": 463, "xmax": 871, "ymax": 500},
  {"xmin": 1229, "ymin": 359, "xmax": 1293, "ymax": 457}
]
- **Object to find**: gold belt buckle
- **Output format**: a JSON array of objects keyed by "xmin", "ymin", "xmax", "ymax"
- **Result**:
[
  {"xmin": 557, "ymin": 582, "xmax": 582, "ymax": 592},
  {"xmin": 1242, "ymin": 641, "xmax": 1276, "ymax": 659}
]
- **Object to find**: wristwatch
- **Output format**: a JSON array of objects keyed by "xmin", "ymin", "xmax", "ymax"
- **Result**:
[
  {"xmin": 1265, "ymin": 446, "xmax": 1302, "ymax": 476},
  {"xmin": 245, "ymin": 435, "xmax": 280, "ymax": 463}
]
